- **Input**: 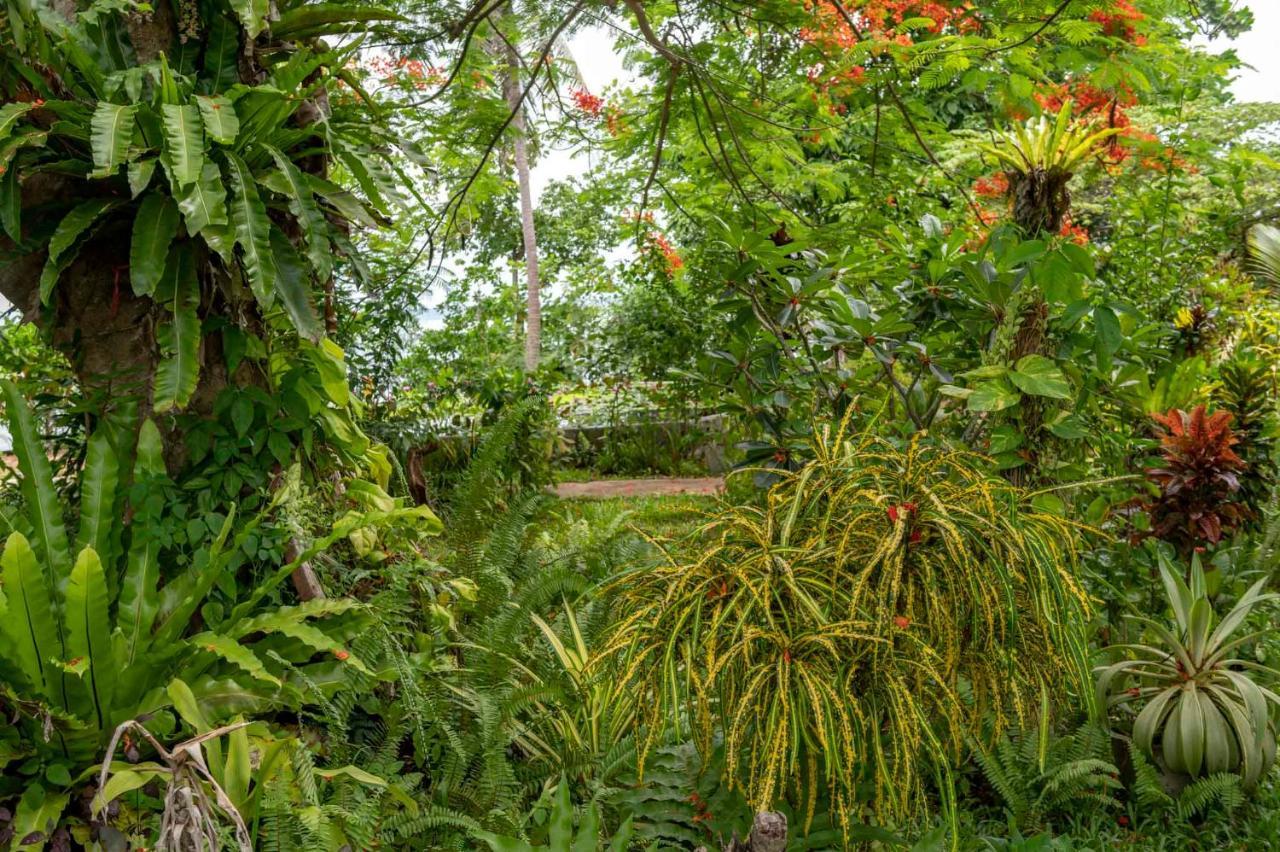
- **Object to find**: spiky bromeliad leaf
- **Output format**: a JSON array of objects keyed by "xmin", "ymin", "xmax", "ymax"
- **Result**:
[
  {"xmin": 196, "ymin": 95, "xmax": 239, "ymax": 145},
  {"xmin": 174, "ymin": 160, "xmax": 228, "ymax": 236},
  {"xmin": 38, "ymin": 199, "xmax": 120, "ymax": 304},
  {"xmin": 161, "ymin": 103, "xmax": 205, "ymax": 187},
  {"xmin": 90, "ymin": 102, "xmax": 135, "ymax": 178},
  {"xmin": 130, "ymin": 193, "xmax": 180, "ymax": 297},
  {"xmin": 225, "ymin": 152, "xmax": 278, "ymax": 307},
  {"xmin": 263, "ymin": 145, "xmax": 333, "ymax": 281},
  {"xmin": 153, "ymin": 244, "xmax": 202, "ymax": 412},
  {"xmin": 65, "ymin": 547, "xmax": 114, "ymax": 727}
]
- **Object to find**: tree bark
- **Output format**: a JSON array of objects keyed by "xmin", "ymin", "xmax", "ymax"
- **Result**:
[{"xmin": 500, "ymin": 17, "xmax": 543, "ymax": 373}]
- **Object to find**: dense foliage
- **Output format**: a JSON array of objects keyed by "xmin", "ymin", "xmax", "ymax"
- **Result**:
[{"xmin": 1, "ymin": 0, "xmax": 1279, "ymax": 850}]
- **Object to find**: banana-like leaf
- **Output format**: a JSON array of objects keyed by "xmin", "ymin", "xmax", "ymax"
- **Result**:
[
  {"xmin": 129, "ymin": 192, "xmax": 180, "ymax": 297},
  {"xmin": 65, "ymin": 547, "xmax": 115, "ymax": 728},
  {"xmin": 229, "ymin": 0, "xmax": 269, "ymax": 38},
  {"xmin": 38, "ymin": 199, "xmax": 120, "ymax": 304},
  {"xmin": 161, "ymin": 103, "xmax": 205, "ymax": 187},
  {"xmin": 174, "ymin": 160, "xmax": 229, "ymax": 235},
  {"xmin": 270, "ymin": 229, "xmax": 323, "ymax": 343},
  {"xmin": 90, "ymin": 102, "xmax": 135, "ymax": 178},
  {"xmin": 75, "ymin": 431, "xmax": 119, "ymax": 574},
  {"xmin": 153, "ymin": 245, "xmax": 202, "ymax": 412},
  {"xmin": 225, "ymin": 152, "xmax": 278, "ymax": 307},
  {"xmin": 271, "ymin": 4, "xmax": 407, "ymax": 40},
  {"xmin": 263, "ymin": 145, "xmax": 333, "ymax": 281},
  {"xmin": 190, "ymin": 632, "xmax": 281, "ymax": 685},
  {"xmin": 0, "ymin": 532, "xmax": 60, "ymax": 698},
  {"xmin": 117, "ymin": 420, "xmax": 165, "ymax": 667},
  {"xmin": 203, "ymin": 13, "xmax": 241, "ymax": 90},
  {"xmin": 2, "ymin": 381, "xmax": 73, "ymax": 585},
  {"xmin": 195, "ymin": 95, "xmax": 239, "ymax": 145}
]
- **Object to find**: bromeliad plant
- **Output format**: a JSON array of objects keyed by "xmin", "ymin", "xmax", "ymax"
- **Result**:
[
  {"xmin": 977, "ymin": 101, "xmax": 1121, "ymax": 235},
  {"xmin": 1096, "ymin": 556, "xmax": 1280, "ymax": 787},
  {"xmin": 0, "ymin": 382, "xmax": 437, "ymax": 833},
  {"xmin": 599, "ymin": 416, "xmax": 1093, "ymax": 836}
]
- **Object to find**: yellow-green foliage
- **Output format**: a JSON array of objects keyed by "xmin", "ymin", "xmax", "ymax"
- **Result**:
[{"xmin": 597, "ymin": 419, "xmax": 1093, "ymax": 835}]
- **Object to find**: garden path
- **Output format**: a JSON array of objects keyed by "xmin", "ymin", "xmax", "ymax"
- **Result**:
[{"xmin": 553, "ymin": 477, "xmax": 724, "ymax": 499}]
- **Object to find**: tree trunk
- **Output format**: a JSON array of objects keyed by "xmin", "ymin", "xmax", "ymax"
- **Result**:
[
  {"xmin": 695, "ymin": 811, "xmax": 787, "ymax": 852},
  {"xmin": 501, "ymin": 23, "xmax": 543, "ymax": 373}
]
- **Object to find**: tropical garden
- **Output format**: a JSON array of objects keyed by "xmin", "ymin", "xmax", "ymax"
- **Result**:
[{"xmin": 2, "ymin": 0, "xmax": 1280, "ymax": 849}]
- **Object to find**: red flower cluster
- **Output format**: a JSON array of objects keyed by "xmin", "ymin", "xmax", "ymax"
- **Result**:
[
  {"xmin": 364, "ymin": 55, "xmax": 444, "ymax": 90},
  {"xmin": 799, "ymin": 0, "xmax": 976, "ymax": 50},
  {"xmin": 1089, "ymin": 0, "xmax": 1146, "ymax": 44},
  {"xmin": 973, "ymin": 172, "xmax": 1009, "ymax": 198},
  {"xmin": 1058, "ymin": 216, "xmax": 1090, "ymax": 245},
  {"xmin": 570, "ymin": 86, "xmax": 603, "ymax": 117}
]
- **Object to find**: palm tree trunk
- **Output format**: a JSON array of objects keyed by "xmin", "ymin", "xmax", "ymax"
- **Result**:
[{"xmin": 502, "ymin": 35, "xmax": 542, "ymax": 373}]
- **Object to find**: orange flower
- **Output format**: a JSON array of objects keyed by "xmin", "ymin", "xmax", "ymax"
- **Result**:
[{"xmin": 893, "ymin": 615, "xmax": 910, "ymax": 630}]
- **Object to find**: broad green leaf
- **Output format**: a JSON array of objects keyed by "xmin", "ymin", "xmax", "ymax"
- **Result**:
[
  {"xmin": 11, "ymin": 784, "xmax": 70, "ymax": 848},
  {"xmin": 167, "ymin": 677, "xmax": 224, "ymax": 773},
  {"xmin": 271, "ymin": 229, "xmax": 323, "ymax": 343},
  {"xmin": 2, "ymin": 381, "xmax": 73, "ymax": 586},
  {"xmin": 153, "ymin": 245, "xmax": 202, "ymax": 412},
  {"xmin": 196, "ymin": 95, "xmax": 239, "ymax": 145},
  {"xmin": 0, "ymin": 533, "xmax": 60, "ymax": 698},
  {"xmin": 76, "ymin": 431, "xmax": 119, "ymax": 570},
  {"xmin": 129, "ymin": 193, "xmax": 180, "ymax": 297},
  {"xmin": 272, "ymin": 4, "xmax": 407, "ymax": 40},
  {"xmin": 161, "ymin": 103, "xmax": 204, "ymax": 187},
  {"xmin": 39, "ymin": 199, "xmax": 119, "ymax": 304},
  {"xmin": 0, "ymin": 160, "xmax": 19, "ymax": 242},
  {"xmin": 229, "ymin": 0, "xmax": 269, "ymax": 38},
  {"xmin": 1094, "ymin": 305, "xmax": 1122, "ymax": 357},
  {"xmin": 966, "ymin": 379, "xmax": 1021, "ymax": 413},
  {"xmin": 307, "ymin": 174, "xmax": 382, "ymax": 228},
  {"xmin": 175, "ymin": 160, "xmax": 228, "ymax": 236},
  {"xmin": 1008, "ymin": 354, "xmax": 1072, "ymax": 399},
  {"xmin": 225, "ymin": 152, "xmax": 278, "ymax": 306},
  {"xmin": 315, "ymin": 765, "xmax": 387, "ymax": 786},
  {"xmin": 118, "ymin": 421, "xmax": 164, "ymax": 666},
  {"xmin": 225, "ymin": 721, "xmax": 251, "ymax": 811},
  {"xmin": 90, "ymin": 103, "xmax": 135, "ymax": 178},
  {"xmin": 0, "ymin": 102, "xmax": 33, "ymax": 140},
  {"xmin": 202, "ymin": 14, "xmax": 241, "ymax": 91},
  {"xmin": 93, "ymin": 768, "xmax": 168, "ymax": 816},
  {"xmin": 191, "ymin": 633, "xmax": 280, "ymax": 685},
  {"xmin": 65, "ymin": 547, "xmax": 114, "ymax": 728},
  {"xmin": 127, "ymin": 158, "xmax": 157, "ymax": 198},
  {"xmin": 264, "ymin": 145, "xmax": 333, "ymax": 281},
  {"xmin": 549, "ymin": 780, "xmax": 573, "ymax": 850}
]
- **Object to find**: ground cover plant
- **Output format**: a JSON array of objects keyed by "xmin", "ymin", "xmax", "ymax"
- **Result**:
[{"xmin": 1, "ymin": 0, "xmax": 1280, "ymax": 850}]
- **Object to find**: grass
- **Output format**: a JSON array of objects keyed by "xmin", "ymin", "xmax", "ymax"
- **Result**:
[{"xmin": 547, "ymin": 491, "xmax": 722, "ymax": 540}]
